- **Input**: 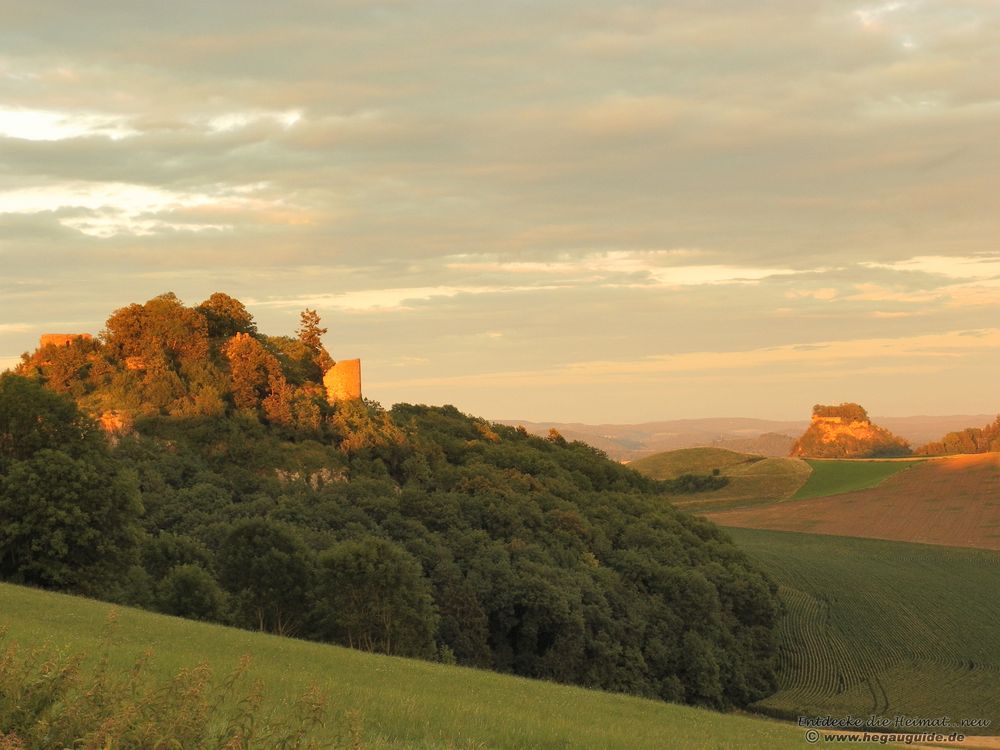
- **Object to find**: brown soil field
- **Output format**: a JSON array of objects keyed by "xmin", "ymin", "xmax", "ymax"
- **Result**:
[{"xmin": 705, "ymin": 453, "xmax": 1000, "ymax": 550}]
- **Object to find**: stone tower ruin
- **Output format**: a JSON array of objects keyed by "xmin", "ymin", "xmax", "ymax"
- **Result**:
[
  {"xmin": 323, "ymin": 359, "xmax": 362, "ymax": 404},
  {"xmin": 39, "ymin": 333, "xmax": 93, "ymax": 348}
]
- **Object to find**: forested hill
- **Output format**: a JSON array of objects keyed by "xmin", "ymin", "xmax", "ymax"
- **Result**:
[{"xmin": 1, "ymin": 292, "xmax": 782, "ymax": 710}]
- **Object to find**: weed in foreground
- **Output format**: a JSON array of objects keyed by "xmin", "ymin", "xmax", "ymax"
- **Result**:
[{"xmin": 0, "ymin": 614, "xmax": 364, "ymax": 749}]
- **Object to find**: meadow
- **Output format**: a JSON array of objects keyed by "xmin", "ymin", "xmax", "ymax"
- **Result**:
[
  {"xmin": 727, "ymin": 527, "xmax": 1000, "ymax": 734},
  {"xmin": 790, "ymin": 458, "xmax": 917, "ymax": 500},
  {"xmin": 630, "ymin": 448, "xmax": 812, "ymax": 512},
  {"xmin": 1, "ymin": 581, "xmax": 811, "ymax": 750}
]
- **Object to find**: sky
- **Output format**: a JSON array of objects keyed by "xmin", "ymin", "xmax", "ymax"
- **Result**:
[{"xmin": 1, "ymin": 0, "xmax": 998, "ymax": 423}]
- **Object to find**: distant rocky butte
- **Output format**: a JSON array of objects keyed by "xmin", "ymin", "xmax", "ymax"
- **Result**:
[{"xmin": 789, "ymin": 403, "xmax": 910, "ymax": 458}]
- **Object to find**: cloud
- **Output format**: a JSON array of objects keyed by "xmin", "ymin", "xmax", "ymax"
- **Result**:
[
  {"xmin": 2, "ymin": 0, "xmax": 999, "ymax": 420},
  {"xmin": 372, "ymin": 328, "xmax": 1000, "ymax": 390},
  {"xmin": 0, "ymin": 181, "xmax": 307, "ymax": 237},
  {"xmin": 863, "ymin": 254, "xmax": 1000, "ymax": 280},
  {"xmin": 0, "ymin": 106, "xmax": 137, "ymax": 141},
  {"xmin": 203, "ymin": 109, "xmax": 302, "ymax": 133},
  {"xmin": 445, "ymin": 251, "xmax": 799, "ymax": 287},
  {"xmin": 245, "ymin": 284, "xmax": 564, "ymax": 313}
]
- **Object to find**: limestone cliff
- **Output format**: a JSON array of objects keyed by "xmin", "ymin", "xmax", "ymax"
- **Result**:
[{"xmin": 790, "ymin": 403, "xmax": 910, "ymax": 458}]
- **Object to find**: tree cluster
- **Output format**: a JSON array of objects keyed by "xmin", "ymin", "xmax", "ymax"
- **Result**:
[
  {"xmin": 18, "ymin": 293, "xmax": 334, "ymax": 433},
  {"xmin": 0, "ymin": 376, "xmax": 142, "ymax": 593}
]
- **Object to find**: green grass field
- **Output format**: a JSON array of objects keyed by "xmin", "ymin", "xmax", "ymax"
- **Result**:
[
  {"xmin": 630, "ymin": 448, "xmax": 812, "ymax": 512},
  {"xmin": 0, "ymin": 582, "xmax": 815, "ymax": 750},
  {"xmin": 727, "ymin": 527, "xmax": 1000, "ymax": 734},
  {"xmin": 790, "ymin": 459, "xmax": 916, "ymax": 500}
]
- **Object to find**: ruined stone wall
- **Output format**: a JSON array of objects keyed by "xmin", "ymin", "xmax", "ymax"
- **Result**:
[
  {"xmin": 39, "ymin": 333, "xmax": 93, "ymax": 348},
  {"xmin": 323, "ymin": 359, "xmax": 362, "ymax": 404},
  {"xmin": 814, "ymin": 415, "xmax": 845, "ymax": 425}
]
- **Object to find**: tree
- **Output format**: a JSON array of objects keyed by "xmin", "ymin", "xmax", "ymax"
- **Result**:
[
  {"xmin": 223, "ymin": 332, "xmax": 287, "ymax": 413},
  {"xmin": 103, "ymin": 292, "xmax": 209, "ymax": 366},
  {"xmin": 0, "ymin": 374, "xmax": 102, "ymax": 470},
  {"xmin": 0, "ymin": 449, "xmax": 142, "ymax": 592},
  {"xmin": 197, "ymin": 292, "xmax": 257, "ymax": 339},
  {"xmin": 297, "ymin": 309, "xmax": 333, "ymax": 371},
  {"xmin": 157, "ymin": 564, "xmax": 227, "ymax": 621},
  {"xmin": 218, "ymin": 518, "xmax": 313, "ymax": 635},
  {"xmin": 317, "ymin": 537, "xmax": 438, "ymax": 657}
]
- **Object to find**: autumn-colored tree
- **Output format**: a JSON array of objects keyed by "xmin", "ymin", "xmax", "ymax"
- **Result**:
[
  {"xmin": 262, "ymin": 373, "xmax": 295, "ymax": 426},
  {"xmin": 18, "ymin": 335, "xmax": 99, "ymax": 398},
  {"xmin": 197, "ymin": 292, "xmax": 257, "ymax": 339},
  {"xmin": 297, "ymin": 309, "xmax": 334, "ymax": 371},
  {"xmin": 223, "ymin": 333, "xmax": 285, "ymax": 411},
  {"xmin": 103, "ymin": 293, "xmax": 210, "ymax": 370}
]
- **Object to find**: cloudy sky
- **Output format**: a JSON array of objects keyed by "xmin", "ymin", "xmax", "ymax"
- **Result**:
[{"xmin": 1, "ymin": 0, "xmax": 998, "ymax": 422}]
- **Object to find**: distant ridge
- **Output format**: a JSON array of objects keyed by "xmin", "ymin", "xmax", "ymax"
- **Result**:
[{"xmin": 502, "ymin": 415, "xmax": 995, "ymax": 461}]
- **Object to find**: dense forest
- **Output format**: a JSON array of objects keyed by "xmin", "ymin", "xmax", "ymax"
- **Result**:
[{"xmin": 0, "ymin": 293, "xmax": 782, "ymax": 710}]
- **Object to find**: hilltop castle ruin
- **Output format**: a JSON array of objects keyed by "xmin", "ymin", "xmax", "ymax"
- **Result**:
[
  {"xmin": 39, "ymin": 333, "xmax": 92, "ymax": 348},
  {"xmin": 323, "ymin": 359, "xmax": 362, "ymax": 403}
]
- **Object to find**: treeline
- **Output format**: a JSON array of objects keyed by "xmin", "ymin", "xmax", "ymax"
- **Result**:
[
  {"xmin": 916, "ymin": 416, "xmax": 1000, "ymax": 456},
  {"xmin": 0, "ymin": 293, "xmax": 783, "ymax": 710}
]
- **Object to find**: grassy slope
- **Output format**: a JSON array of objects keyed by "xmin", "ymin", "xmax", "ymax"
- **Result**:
[
  {"xmin": 791, "ymin": 459, "xmax": 915, "ymax": 500},
  {"xmin": 630, "ymin": 448, "xmax": 812, "ymax": 512},
  {"xmin": 0, "ymin": 582, "xmax": 810, "ymax": 750},
  {"xmin": 629, "ymin": 447, "xmax": 756, "ymax": 479},
  {"xmin": 727, "ymin": 527, "xmax": 1000, "ymax": 734}
]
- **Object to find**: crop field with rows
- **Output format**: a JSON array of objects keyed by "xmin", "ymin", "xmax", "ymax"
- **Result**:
[{"xmin": 728, "ymin": 527, "xmax": 1000, "ymax": 734}]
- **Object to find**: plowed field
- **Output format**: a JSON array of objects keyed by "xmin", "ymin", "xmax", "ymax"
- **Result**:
[{"xmin": 706, "ymin": 453, "xmax": 1000, "ymax": 550}]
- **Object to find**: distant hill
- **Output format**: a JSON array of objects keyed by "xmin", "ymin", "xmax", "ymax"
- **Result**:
[
  {"xmin": 500, "ymin": 418, "xmax": 808, "ymax": 461},
  {"xmin": 502, "ymin": 414, "xmax": 995, "ymax": 461}
]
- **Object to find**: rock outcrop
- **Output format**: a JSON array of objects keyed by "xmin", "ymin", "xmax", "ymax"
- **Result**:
[{"xmin": 790, "ymin": 403, "xmax": 910, "ymax": 458}]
